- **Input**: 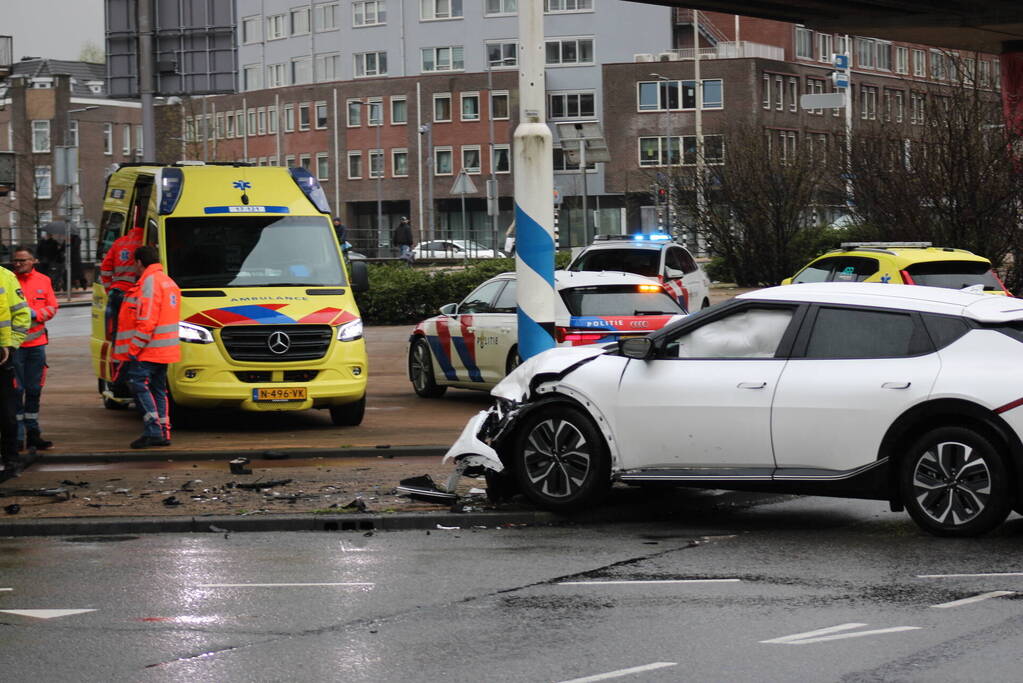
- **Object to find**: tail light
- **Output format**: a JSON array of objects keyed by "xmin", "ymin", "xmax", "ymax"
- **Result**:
[{"xmin": 556, "ymin": 326, "xmax": 607, "ymax": 344}]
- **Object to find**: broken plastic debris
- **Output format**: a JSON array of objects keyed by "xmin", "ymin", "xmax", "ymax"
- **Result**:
[
  {"xmin": 468, "ymin": 488, "xmax": 486, "ymax": 495},
  {"xmin": 435, "ymin": 524, "xmax": 460, "ymax": 530},
  {"xmin": 209, "ymin": 524, "xmax": 231, "ymax": 538},
  {"xmin": 229, "ymin": 458, "xmax": 252, "ymax": 475},
  {"xmin": 162, "ymin": 495, "xmax": 181, "ymax": 506},
  {"xmin": 4, "ymin": 504, "xmax": 20, "ymax": 515},
  {"xmin": 233, "ymin": 479, "xmax": 293, "ymax": 490},
  {"xmin": 342, "ymin": 498, "xmax": 368, "ymax": 512},
  {"xmin": 396, "ymin": 475, "xmax": 458, "ymax": 503}
]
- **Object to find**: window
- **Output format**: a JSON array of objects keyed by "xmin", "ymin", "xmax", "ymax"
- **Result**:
[
  {"xmin": 794, "ymin": 256, "xmax": 878, "ymax": 283},
  {"xmin": 291, "ymin": 7, "xmax": 310, "ymax": 35},
  {"xmin": 348, "ymin": 100, "xmax": 363, "ymax": 127},
  {"xmin": 348, "ymin": 151, "xmax": 363, "ymax": 179},
  {"xmin": 284, "ymin": 105, "xmax": 295, "ymax": 132},
  {"xmin": 492, "ymin": 144, "xmax": 510, "ymax": 173},
  {"xmin": 775, "ymin": 75, "xmax": 783, "ymax": 110},
  {"xmin": 994, "ymin": 60, "xmax": 1001, "ymax": 90},
  {"xmin": 486, "ymin": 0, "xmax": 517, "ymax": 15},
  {"xmin": 546, "ymin": 37, "xmax": 594, "ymax": 65},
  {"xmin": 242, "ymin": 15, "xmax": 262, "ymax": 43},
  {"xmin": 235, "ymin": 109, "xmax": 245, "ymax": 136},
  {"xmin": 788, "ymin": 77, "xmax": 798, "ymax": 112},
  {"xmin": 876, "ymin": 42, "xmax": 892, "ymax": 71},
  {"xmin": 316, "ymin": 153, "xmax": 329, "ymax": 180},
  {"xmin": 550, "ymin": 90, "xmax": 595, "ymax": 118},
  {"xmin": 38, "ymin": 211, "xmax": 52, "ymax": 225},
  {"xmin": 268, "ymin": 106, "xmax": 277, "ymax": 134},
  {"xmin": 856, "ymin": 37, "xmax": 875, "ymax": 68},
  {"xmin": 299, "ymin": 103, "xmax": 310, "ymax": 131},
  {"xmin": 421, "ymin": 46, "xmax": 464, "ymax": 72},
  {"xmin": 267, "ymin": 14, "xmax": 286, "ymax": 40},
  {"xmin": 258, "ymin": 108, "xmax": 267, "ymax": 135},
  {"xmin": 553, "ymin": 146, "xmax": 596, "ymax": 172},
  {"xmin": 421, "ymin": 0, "xmax": 462, "ymax": 20},
  {"xmin": 243, "ymin": 64, "xmax": 262, "ymax": 90},
  {"xmin": 491, "ymin": 91, "xmax": 509, "ymax": 120},
  {"xmin": 762, "ymin": 73, "xmax": 770, "ymax": 109},
  {"xmin": 355, "ymin": 51, "xmax": 387, "ymax": 77},
  {"xmin": 247, "ymin": 109, "xmax": 257, "ymax": 136},
  {"xmin": 964, "ymin": 58, "xmax": 976, "ymax": 85},
  {"xmin": 895, "ymin": 46, "xmax": 908, "ymax": 74},
  {"xmin": 638, "ymin": 135, "xmax": 724, "ymax": 166},
  {"xmin": 31, "ymin": 120, "xmax": 50, "ymax": 153},
  {"xmin": 894, "ymin": 91, "xmax": 904, "ymax": 122},
  {"xmin": 354, "ymin": 0, "xmax": 386, "ymax": 26},
  {"xmin": 462, "ymin": 145, "xmax": 481, "ymax": 173},
  {"xmin": 805, "ymin": 308, "xmax": 925, "ymax": 359},
  {"xmin": 292, "ymin": 56, "xmax": 312, "ymax": 85},
  {"xmin": 267, "ymin": 63, "xmax": 286, "ymax": 88},
  {"xmin": 285, "ymin": 155, "xmax": 296, "ymax": 168},
  {"xmin": 859, "ymin": 86, "xmax": 877, "ymax": 120},
  {"xmin": 123, "ymin": 124, "xmax": 132, "ymax": 153},
  {"xmin": 912, "ymin": 49, "xmax": 925, "ymax": 77},
  {"xmin": 930, "ymin": 50, "xmax": 946, "ymax": 80},
  {"xmin": 795, "ymin": 26, "xmax": 813, "ymax": 60},
  {"xmin": 910, "ymin": 93, "xmax": 925, "ymax": 125},
  {"xmin": 315, "ymin": 3, "xmax": 338, "ymax": 31},
  {"xmin": 367, "ymin": 99, "xmax": 383, "ymax": 125},
  {"xmin": 434, "ymin": 93, "xmax": 452, "ymax": 122},
  {"xmin": 806, "ymin": 78, "xmax": 825, "ymax": 115},
  {"xmin": 667, "ymin": 307, "xmax": 793, "ymax": 359},
  {"xmin": 103, "ymin": 123, "xmax": 112, "ymax": 154},
  {"xmin": 435, "ymin": 147, "xmax": 453, "ymax": 175},
  {"xmin": 315, "ymin": 101, "xmax": 328, "ymax": 129},
  {"xmin": 226, "ymin": 112, "xmax": 235, "ymax": 138},
  {"xmin": 818, "ymin": 33, "xmax": 833, "ymax": 63},
  {"xmin": 392, "ymin": 149, "xmax": 409, "ymax": 177},
  {"xmin": 461, "ymin": 93, "xmax": 480, "ymax": 121},
  {"xmin": 775, "ymin": 130, "xmax": 796, "ymax": 164},
  {"xmin": 979, "ymin": 60, "xmax": 991, "ymax": 87},
  {"xmin": 486, "ymin": 41, "xmax": 517, "ymax": 68},
  {"xmin": 702, "ymin": 80, "xmax": 723, "ymax": 109},
  {"xmin": 34, "ymin": 166, "xmax": 51, "ymax": 199},
  {"xmin": 391, "ymin": 97, "xmax": 407, "ymax": 124},
  {"xmin": 545, "ymin": 0, "xmax": 592, "ymax": 11},
  {"xmin": 316, "ymin": 53, "xmax": 341, "ymax": 82}
]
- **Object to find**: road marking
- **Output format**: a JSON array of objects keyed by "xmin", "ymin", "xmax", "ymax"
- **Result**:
[
  {"xmin": 197, "ymin": 582, "xmax": 374, "ymax": 588},
  {"xmin": 0, "ymin": 588, "xmax": 12, "ymax": 592},
  {"xmin": 558, "ymin": 662, "xmax": 678, "ymax": 682},
  {"xmin": 559, "ymin": 579, "xmax": 741, "ymax": 586},
  {"xmin": 932, "ymin": 591, "xmax": 1015, "ymax": 608},
  {"xmin": 918, "ymin": 572, "xmax": 1023, "ymax": 579},
  {"xmin": 0, "ymin": 609, "xmax": 97, "ymax": 619},
  {"xmin": 761, "ymin": 623, "xmax": 921, "ymax": 645}
]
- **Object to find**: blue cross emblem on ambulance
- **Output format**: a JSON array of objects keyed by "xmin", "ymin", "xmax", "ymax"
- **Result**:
[
  {"xmin": 233, "ymin": 180, "xmax": 252, "ymax": 190},
  {"xmin": 880, "ymin": 273, "xmax": 892, "ymax": 283}
]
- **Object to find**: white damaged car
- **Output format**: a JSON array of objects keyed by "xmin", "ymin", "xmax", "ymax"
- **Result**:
[{"xmin": 445, "ymin": 283, "xmax": 1023, "ymax": 537}]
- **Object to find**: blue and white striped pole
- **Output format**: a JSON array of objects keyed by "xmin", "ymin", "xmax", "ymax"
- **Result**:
[{"xmin": 514, "ymin": 0, "xmax": 556, "ymax": 360}]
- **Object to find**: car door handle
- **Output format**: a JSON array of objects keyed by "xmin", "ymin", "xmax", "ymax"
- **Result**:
[
  {"xmin": 882, "ymin": 381, "xmax": 911, "ymax": 390},
  {"xmin": 500, "ymin": 328, "xmax": 511, "ymax": 334},
  {"xmin": 737, "ymin": 382, "xmax": 767, "ymax": 389}
]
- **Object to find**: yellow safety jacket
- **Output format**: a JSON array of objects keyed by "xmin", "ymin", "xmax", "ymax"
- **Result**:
[{"xmin": 0, "ymin": 267, "xmax": 30, "ymax": 348}]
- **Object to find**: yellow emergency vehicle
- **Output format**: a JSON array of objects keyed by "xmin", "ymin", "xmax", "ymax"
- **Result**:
[{"xmin": 91, "ymin": 162, "xmax": 370, "ymax": 425}]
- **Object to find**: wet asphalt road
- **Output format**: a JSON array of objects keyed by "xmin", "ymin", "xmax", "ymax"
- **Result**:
[{"xmin": 4, "ymin": 495, "xmax": 1023, "ymax": 682}]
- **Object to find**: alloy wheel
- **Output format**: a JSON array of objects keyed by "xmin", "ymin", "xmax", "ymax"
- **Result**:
[
  {"xmin": 523, "ymin": 417, "xmax": 592, "ymax": 498},
  {"xmin": 911, "ymin": 440, "xmax": 991, "ymax": 526}
]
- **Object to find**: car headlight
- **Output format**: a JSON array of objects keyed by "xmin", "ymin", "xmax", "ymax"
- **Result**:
[
  {"xmin": 337, "ymin": 318, "xmax": 364, "ymax": 342},
  {"xmin": 179, "ymin": 321, "xmax": 214, "ymax": 344}
]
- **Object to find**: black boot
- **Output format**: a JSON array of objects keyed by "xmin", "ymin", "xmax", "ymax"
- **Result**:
[{"xmin": 26, "ymin": 430, "xmax": 52, "ymax": 450}]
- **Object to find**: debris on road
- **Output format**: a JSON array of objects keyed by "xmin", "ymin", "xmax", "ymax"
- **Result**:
[
  {"xmin": 229, "ymin": 458, "xmax": 252, "ymax": 475},
  {"xmin": 162, "ymin": 496, "xmax": 181, "ymax": 506},
  {"xmin": 342, "ymin": 497, "xmax": 368, "ymax": 512},
  {"xmin": 396, "ymin": 474, "xmax": 458, "ymax": 503},
  {"xmin": 232, "ymin": 479, "xmax": 293, "ymax": 491},
  {"xmin": 5, "ymin": 504, "xmax": 20, "ymax": 514}
]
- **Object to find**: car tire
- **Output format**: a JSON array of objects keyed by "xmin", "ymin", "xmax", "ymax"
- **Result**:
[
  {"xmin": 899, "ymin": 426, "xmax": 1012, "ymax": 537},
  {"xmin": 330, "ymin": 395, "xmax": 366, "ymax": 426},
  {"xmin": 484, "ymin": 468, "xmax": 518, "ymax": 503},
  {"xmin": 505, "ymin": 346, "xmax": 521, "ymax": 376},
  {"xmin": 510, "ymin": 404, "xmax": 611, "ymax": 512},
  {"xmin": 409, "ymin": 337, "xmax": 447, "ymax": 398}
]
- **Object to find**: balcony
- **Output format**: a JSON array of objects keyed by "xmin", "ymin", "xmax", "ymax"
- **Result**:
[{"xmin": 656, "ymin": 42, "xmax": 785, "ymax": 62}]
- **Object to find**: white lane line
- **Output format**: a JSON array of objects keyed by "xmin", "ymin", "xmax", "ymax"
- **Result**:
[
  {"xmin": 559, "ymin": 579, "xmax": 741, "ymax": 586},
  {"xmin": 0, "ymin": 609, "xmax": 97, "ymax": 619},
  {"xmin": 197, "ymin": 582, "xmax": 374, "ymax": 588},
  {"xmin": 932, "ymin": 591, "xmax": 1015, "ymax": 609},
  {"xmin": 0, "ymin": 588, "xmax": 12, "ymax": 592},
  {"xmin": 761, "ymin": 623, "xmax": 921, "ymax": 645},
  {"xmin": 761, "ymin": 623, "xmax": 867, "ymax": 644},
  {"xmin": 918, "ymin": 572, "xmax": 1023, "ymax": 578},
  {"xmin": 558, "ymin": 662, "xmax": 678, "ymax": 683}
]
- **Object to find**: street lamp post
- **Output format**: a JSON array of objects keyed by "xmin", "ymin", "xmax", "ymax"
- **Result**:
[
  {"xmin": 486, "ymin": 54, "xmax": 514, "ymax": 257},
  {"xmin": 61, "ymin": 105, "xmax": 97, "ymax": 302},
  {"xmin": 365, "ymin": 99, "xmax": 384, "ymax": 253},
  {"xmin": 419, "ymin": 123, "xmax": 433, "ymax": 243},
  {"xmin": 650, "ymin": 73, "xmax": 674, "ymax": 235},
  {"xmin": 693, "ymin": 15, "xmax": 706, "ymax": 255}
]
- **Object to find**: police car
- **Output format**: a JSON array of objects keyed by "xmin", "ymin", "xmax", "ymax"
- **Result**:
[
  {"xmin": 408, "ymin": 270, "xmax": 685, "ymax": 397},
  {"xmin": 567, "ymin": 234, "xmax": 712, "ymax": 312}
]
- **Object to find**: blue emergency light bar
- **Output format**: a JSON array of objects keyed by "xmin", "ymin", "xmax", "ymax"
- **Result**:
[
  {"xmin": 157, "ymin": 167, "xmax": 184, "ymax": 215},
  {"xmin": 633, "ymin": 233, "xmax": 671, "ymax": 241},
  {"xmin": 290, "ymin": 167, "xmax": 331, "ymax": 214}
]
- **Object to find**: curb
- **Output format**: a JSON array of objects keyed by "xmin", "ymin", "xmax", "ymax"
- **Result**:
[{"xmin": 33, "ymin": 445, "xmax": 448, "ymax": 464}]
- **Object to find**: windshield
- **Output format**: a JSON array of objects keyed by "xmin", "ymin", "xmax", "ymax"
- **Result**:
[
  {"xmin": 165, "ymin": 215, "xmax": 345, "ymax": 288},
  {"xmin": 569, "ymin": 248, "xmax": 661, "ymax": 277},
  {"xmin": 560, "ymin": 285, "xmax": 683, "ymax": 316},
  {"xmin": 905, "ymin": 261, "xmax": 1002, "ymax": 291}
]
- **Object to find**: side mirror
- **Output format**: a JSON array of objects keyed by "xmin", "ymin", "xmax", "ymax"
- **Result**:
[
  {"xmin": 619, "ymin": 336, "xmax": 654, "ymax": 359},
  {"xmin": 350, "ymin": 260, "xmax": 370, "ymax": 293},
  {"xmin": 439, "ymin": 303, "xmax": 458, "ymax": 316},
  {"xmin": 780, "ymin": 277, "xmax": 793, "ymax": 286},
  {"xmin": 665, "ymin": 267, "xmax": 684, "ymax": 279}
]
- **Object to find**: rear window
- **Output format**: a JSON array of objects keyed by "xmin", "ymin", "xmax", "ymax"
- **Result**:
[
  {"xmin": 560, "ymin": 285, "xmax": 683, "ymax": 316},
  {"xmin": 904, "ymin": 261, "xmax": 1002, "ymax": 291},
  {"xmin": 570, "ymin": 248, "xmax": 660, "ymax": 277}
]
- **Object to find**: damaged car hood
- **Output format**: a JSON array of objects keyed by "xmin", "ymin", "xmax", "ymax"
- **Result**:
[{"xmin": 491, "ymin": 346, "xmax": 608, "ymax": 402}]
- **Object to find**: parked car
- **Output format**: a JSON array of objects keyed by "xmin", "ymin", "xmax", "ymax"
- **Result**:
[
  {"xmin": 408, "ymin": 270, "xmax": 685, "ymax": 397},
  {"xmin": 784, "ymin": 242, "xmax": 1010, "ymax": 294},
  {"xmin": 567, "ymin": 234, "xmax": 711, "ymax": 312},
  {"xmin": 445, "ymin": 282, "xmax": 1023, "ymax": 537},
  {"xmin": 411, "ymin": 240, "xmax": 505, "ymax": 260}
]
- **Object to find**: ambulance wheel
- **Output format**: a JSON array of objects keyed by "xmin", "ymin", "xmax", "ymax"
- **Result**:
[
  {"xmin": 409, "ymin": 337, "xmax": 447, "ymax": 398},
  {"xmin": 330, "ymin": 395, "xmax": 366, "ymax": 426}
]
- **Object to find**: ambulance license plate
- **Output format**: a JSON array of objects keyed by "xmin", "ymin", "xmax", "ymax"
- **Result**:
[{"xmin": 253, "ymin": 387, "xmax": 307, "ymax": 402}]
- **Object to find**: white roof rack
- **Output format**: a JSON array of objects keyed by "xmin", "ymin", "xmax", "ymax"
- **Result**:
[{"xmin": 840, "ymin": 241, "xmax": 932, "ymax": 249}]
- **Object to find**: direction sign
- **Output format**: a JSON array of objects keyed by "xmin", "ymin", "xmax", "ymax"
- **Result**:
[
  {"xmin": 450, "ymin": 170, "xmax": 478, "ymax": 195},
  {"xmin": 800, "ymin": 93, "xmax": 847, "ymax": 110},
  {"xmin": 833, "ymin": 54, "xmax": 849, "ymax": 69}
]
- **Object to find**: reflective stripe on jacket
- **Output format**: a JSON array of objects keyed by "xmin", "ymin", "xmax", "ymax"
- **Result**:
[
  {"xmin": 111, "ymin": 263, "xmax": 181, "ymax": 363},
  {"xmin": 16, "ymin": 269, "xmax": 57, "ymax": 348},
  {"xmin": 0, "ymin": 267, "xmax": 30, "ymax": 348},
  {"xmin": 100, "ymin": 227, "xmax": 143, "ymax": 292}
]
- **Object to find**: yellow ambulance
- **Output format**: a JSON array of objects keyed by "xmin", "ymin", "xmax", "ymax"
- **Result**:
[{"xmin": 91, "ymin": 162, "xmax": 370, "ymax": 425}]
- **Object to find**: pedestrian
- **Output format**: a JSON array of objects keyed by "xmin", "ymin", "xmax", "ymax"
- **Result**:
[
  {"xmin": 11, "ymin": 246, "xmax": 57, "ymax": 453},
  {"xmin": 394, "ymin": 216, "xmax": 414, "ymax": 263},
  {"xmin": 112, "ymin": 246, "xmax": 181, "ymax": 449},
  {"xmin": 99, "ymin": 222, "xmax": 143, "ymax": 341},
  {"xmin": 332, "ymin": 216, "xmax": 347, "ymax": 245},
  {"xmin": 36, "ymin": 233, "xmax": 59, "ymax": 279},
  {"xmin": 0, "ymin": 265, "xmax": 31, "ymax": 481}
]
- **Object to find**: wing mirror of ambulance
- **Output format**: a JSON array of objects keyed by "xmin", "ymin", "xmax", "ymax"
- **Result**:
[{"xmin": 619, "ymin": 336, "xmax": 655, "ymax": 360}]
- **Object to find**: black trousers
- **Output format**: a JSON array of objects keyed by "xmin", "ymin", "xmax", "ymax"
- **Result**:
[{"xmin": 0, "ymin": 352, "xmax": 19, "ymax": 463}]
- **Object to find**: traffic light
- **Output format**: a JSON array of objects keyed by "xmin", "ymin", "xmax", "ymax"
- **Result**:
[{"xmin": 658, "ymin": 187, "xmax": 668, "ymax": 202}]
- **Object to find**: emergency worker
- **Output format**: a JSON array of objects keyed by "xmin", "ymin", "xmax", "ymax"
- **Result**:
[
  {"xmin": 11, "ymin": 246, "xmax": 57, "ymax": 451},
  {"xmin": 0, "ymin": 266, "xmax": 30, "ymax": 480},
  {"xmin": 99, "ymin": 223, "xmax": 143, "ymax": 340},
  {"xmin": 112, "ymin": 246, "xmax": 181, "ymax": 449}
]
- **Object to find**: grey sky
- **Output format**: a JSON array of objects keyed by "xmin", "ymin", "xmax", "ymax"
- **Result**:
[{"xmin": 6, "ymin": 0, "xmax": 106, "ymax": 62}]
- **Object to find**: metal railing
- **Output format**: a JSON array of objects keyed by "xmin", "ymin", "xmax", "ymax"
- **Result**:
[
  {"xmin": 662, "ymin": 41, "xmax": 785, "ymax": 62},
  {"xmin": 673, "ymin": 9, "xmax": 730, "ymax": 45}
]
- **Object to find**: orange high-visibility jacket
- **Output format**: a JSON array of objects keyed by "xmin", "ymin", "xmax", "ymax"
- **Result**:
[
  {"xmin": 99, "ymin": 227, "xmax": 143, "ymax": 292},
  {"xmin": 16, "ymin": 269, "xmax": 57, "ymax": 348},
  {"xmin": 113, "ymin": 263, "xmax": 181, "ymax": 363}
]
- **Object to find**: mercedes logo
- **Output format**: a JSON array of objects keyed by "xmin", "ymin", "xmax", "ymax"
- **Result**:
[{"xmin": 267, "ymin": 330, "xmax": 291, "ymax": 355}]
